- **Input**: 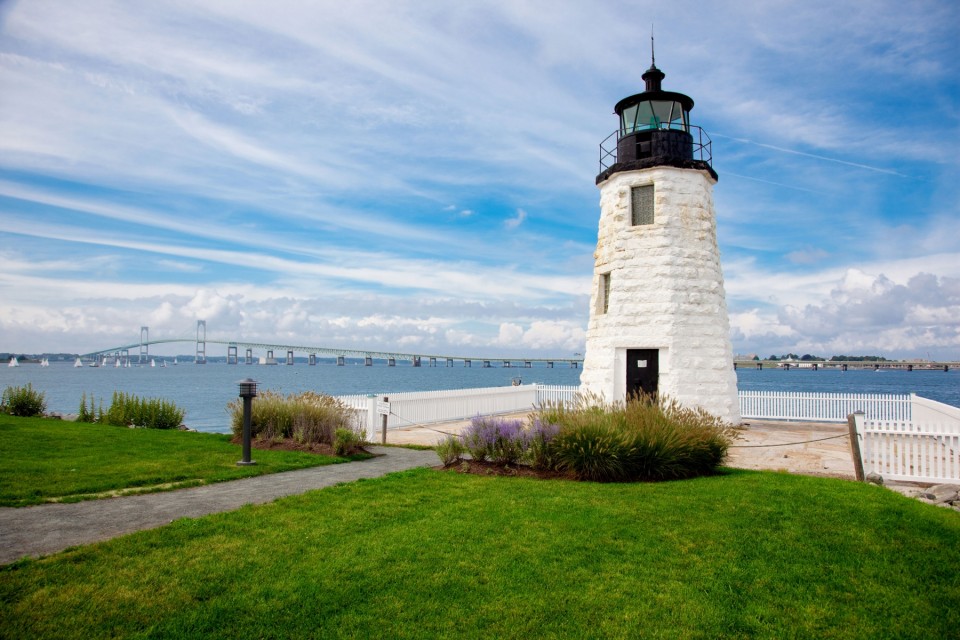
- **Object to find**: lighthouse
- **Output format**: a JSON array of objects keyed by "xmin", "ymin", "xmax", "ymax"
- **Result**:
[{"xmin": 579, "ymin": 53, "xmax": 740, "ymax": 424}]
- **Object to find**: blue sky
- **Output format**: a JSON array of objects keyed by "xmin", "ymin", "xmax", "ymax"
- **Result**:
[{"xmin": 1, "ymin": 0, "xmax": 958, "ymax": 359}]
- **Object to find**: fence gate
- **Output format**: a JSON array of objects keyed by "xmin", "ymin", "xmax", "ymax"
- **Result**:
[{"xmin": 851, "ymin": 413, "xmax": 960, "ymax": 483}]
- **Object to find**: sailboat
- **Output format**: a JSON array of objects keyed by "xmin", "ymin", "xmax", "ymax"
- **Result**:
[
  {"xmin": 8, "ymin": 357, "xmax": 19, "ymax": 367},
  {"xmin": 74, "ymin": 357, "xmax": 83, "ymax": 368},
  {"xmin": 173, "ymin": 357, "xmax": 178, "ymax": 366},
  {"xmin": 115, "ymin": 358, "xmax": 121, "ymax": 368},
  {"xmin": 40, "ymin": 358, "xmax": 50, "ymax": 367},
  {"xmin": 150, "ymin": 359, "xmax": 156, "ymax": 368}
]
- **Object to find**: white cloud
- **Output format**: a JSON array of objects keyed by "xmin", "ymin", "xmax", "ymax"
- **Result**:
[
  {"xmin": 504, "ymin": 208, "xmax": 527, "ymax": 230},
  {"xmin": 495, "ymin": 323, "xmax": 525, "ymax": 346},
  {"xmin": 0, "ymin": 0, "xmax": 957, "ymax": 364}
]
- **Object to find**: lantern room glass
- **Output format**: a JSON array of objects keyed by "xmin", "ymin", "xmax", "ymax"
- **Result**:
[{"xmin": 620, "ymin": 100, "xmax": 689, "ymax": 135}]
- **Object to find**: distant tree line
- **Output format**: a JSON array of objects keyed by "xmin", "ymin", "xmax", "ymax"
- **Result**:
[
  {"xmin": 0, "ymin": 353, "xmax": 79, "ymax": 361},
  {"xmin": 760, "ymin": 354, "xmax": 890, "ymax": 362}
]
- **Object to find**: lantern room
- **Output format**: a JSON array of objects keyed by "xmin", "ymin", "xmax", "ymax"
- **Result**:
[
  {"xmin": 597, "ymin": 60, "xmax": 714, "ymax": 184},
  {"xmin": 615, "ymin": 64, "xmax": 693, "ymax": 136}
]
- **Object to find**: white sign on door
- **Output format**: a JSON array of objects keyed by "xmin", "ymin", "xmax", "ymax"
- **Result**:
[{"xmin": 637, "ymin": 360, "xmax": 647, "ymax": 368}]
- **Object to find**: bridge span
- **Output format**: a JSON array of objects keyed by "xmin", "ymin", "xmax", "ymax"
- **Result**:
[
  {"xmin": 82, "ymin": 336, "xmax": 582, "ymax": 369},
  {"xmin": 734, "ymin": 360, "xmax": 955, "ymax": 372}
]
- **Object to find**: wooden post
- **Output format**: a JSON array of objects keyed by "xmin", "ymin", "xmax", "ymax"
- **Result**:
[
  {"xmin": 847, "ymin": 411, "xmax": 865, "ymax": 482},
  {"xmin": 381, "ymin": 396, "xmax": 389, "ymax": 444}
]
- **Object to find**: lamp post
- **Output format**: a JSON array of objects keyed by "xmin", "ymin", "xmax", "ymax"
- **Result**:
[{"xmin": 237, "ymin": 378, "xmax": 258, "ymax": 466}]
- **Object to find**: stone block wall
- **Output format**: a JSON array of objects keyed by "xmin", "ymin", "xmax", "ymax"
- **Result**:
[{"xmin": 580, "ymin": 166, "xmax": 741, "ymax": 424}]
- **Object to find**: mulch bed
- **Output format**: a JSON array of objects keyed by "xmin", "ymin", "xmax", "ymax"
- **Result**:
[
  {"xmin": 438, "ymin": 458, "xmax": 574, "ymax": 480},
  {"xmin": 229, "ymin": 436, "xmax": 366, "ymax": 457}
]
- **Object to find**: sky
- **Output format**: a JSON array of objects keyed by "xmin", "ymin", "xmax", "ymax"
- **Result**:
[{"xmin": 1, "ymin": 0, "xmax": 958, "ymax": 360}]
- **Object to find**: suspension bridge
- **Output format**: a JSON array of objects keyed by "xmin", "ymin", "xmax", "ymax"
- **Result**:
[{"xmin": 80, "ymin": 322, "xmax": 582, "ymax": 369}]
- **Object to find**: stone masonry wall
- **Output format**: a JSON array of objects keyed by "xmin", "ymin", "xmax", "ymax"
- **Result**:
[{"xmin": 580, "ymin": 166, "xmax": 741, "ymax": 424}]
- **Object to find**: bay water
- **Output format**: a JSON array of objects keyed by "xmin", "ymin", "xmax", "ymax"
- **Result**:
[{"xmin": 2, "ymin": 361, "xmax": 956, "ymax": 434}]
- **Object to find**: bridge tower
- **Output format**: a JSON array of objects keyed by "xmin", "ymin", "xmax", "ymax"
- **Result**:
[
  {"xmin": 195, "ymin": 320, "xmax": 207, "ymax": 364},
  {"xmin": 139, "ymin": 326, "xmax": 149, "ymax": 364},
  {"xmin": 579, "ymin": 48, "xmax": 740, "ymax": 424}
]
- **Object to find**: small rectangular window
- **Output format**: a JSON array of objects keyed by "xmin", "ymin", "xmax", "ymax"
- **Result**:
[
  {"xmin": 599, "ymin": 273, "xmax": 610, "ymax": 314},
  {"xmin": 631, "ymin": 185, "xmax": 654, "ymax": 226}
]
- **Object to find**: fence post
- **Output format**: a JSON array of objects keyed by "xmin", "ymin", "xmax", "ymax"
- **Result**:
[
  {"xmin": 847, "ymin": 411, "xmax": 865, "ymax": 482},
  {"xmin": 381, "ymin": 396, "xmax": 389, "ymax": 444},
  {"xmin": 366, "ymin": 394, "xmax": 377, "ymax": 442}
]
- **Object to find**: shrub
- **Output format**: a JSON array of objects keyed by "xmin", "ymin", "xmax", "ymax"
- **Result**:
[
  {"xmin": 532, "ymin": 394, "xmax": 733, "ymax": 482},
  {"xmin": 1, "ymin": 384, "xmax": 46, "ymax": 417},
  {"xmin": 77, "ymin": 392, "xmax": 95, "ymax": 423},
  {"xmin": 228, "ymin": 391, "xmax": 359, "ymax": 446},
  {"xmin": 333, "ymin": 426, "xmax": 365, "ymax": 455},
  {"xmin": 100, "ymin": 391, "xmax": 185, "ymax": 429},
  {"xmin": 488, "ymin": 418, "xmax": 525, "ymax": 465},
  {"xmin": 435, "ymin": 434, "xmax": 466, "ymax": 466},
  {"xmin": 523, "ymin": 418, "xmax": 560, "ymax": 471},
  {"xmin": 551, "ymin": 421, "xmax": 630, "ymax": 482},
  {"xmin": 461, "ymin": 416, "xmax": 526, "ymax": 465},
  {"xmin": 461, "ymin": 415, "xmax": 494, "ymax": 462},
  {"xmin": 620, "ymin": 397, "xmax": 733, "ymax": 480}
]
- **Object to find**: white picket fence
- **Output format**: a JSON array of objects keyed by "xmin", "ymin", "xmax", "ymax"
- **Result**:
[
  {"xmin": 333, "ymin": 382, "xmax": 960, "ymax": 483},
  {"xmin": 338, "ymin": 384, "xmax": 580, "ymax": 432},
  {"xmin": 340, "ymin": 387, "xmax": 936, "ymax": 430},
  {"xmin": 852, "ymin": 413, "xmax": 960, "ymax": 483},
  {"xmin": 739, "ymin": 391, "xmax": 912, "ymax": 423}
]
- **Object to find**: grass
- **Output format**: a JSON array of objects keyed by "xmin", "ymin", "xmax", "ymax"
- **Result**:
[
  {"xmin": 0, "ymin": 415, "xmax": 370, "ymax": 507},
  {"xmin": 2, "ymin": 467, "xmax": 959, "ymax": 638}
]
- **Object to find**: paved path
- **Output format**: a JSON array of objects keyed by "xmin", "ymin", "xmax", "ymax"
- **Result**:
[{"xmin": 0, "ymin": 446, "xmax": 437, "ymax": 565}]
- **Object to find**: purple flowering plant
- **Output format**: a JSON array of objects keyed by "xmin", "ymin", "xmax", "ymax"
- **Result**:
[
  {"xmin": 524, "ymin": 418, "xmax": 560, "ymax": 470},
  {"xmin": 462, "ymin": 415, "xmax": 527, "ymax": 465}
]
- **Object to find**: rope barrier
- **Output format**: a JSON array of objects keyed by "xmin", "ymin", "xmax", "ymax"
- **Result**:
[
  {"xmin": 382, "ymin": 410, "xmax": 852, "ymax": 449},
  {"xmin": 387, "ymin": 411, "xmax": 460, "ymax": 438},
  {"xmin": 730, "ymin": 434, "xmax": 848, "ymax": 448}
]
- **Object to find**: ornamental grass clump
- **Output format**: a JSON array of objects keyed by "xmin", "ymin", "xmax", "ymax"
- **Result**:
[
  {"xmin": 620, "ymin": 397, "xmax": 733, "ymax": 480},
  {"xmin": 0, "ymin": 384, "xmax": 46, "ymax": 417},
  {"xmin": 435, "ymin": 434, "xmax": 466, "ymax": 466},
  {"xmin": 333, "ymin": 426, "xmax": 365, "ymax": 455},
  {"xmin": 228, "ymin": 390, "xmax": 360, "ymax": 446},
  {"xmin": 100, "ymin": 391, "xmax": 184, "ymax": 429},
  {"xmin": 551, "ymin": 421, "xmax": 630, "ymax": 482},
  {"xmin": 532, "ymin": 393, "xmax": 734, "ymax": 482}
]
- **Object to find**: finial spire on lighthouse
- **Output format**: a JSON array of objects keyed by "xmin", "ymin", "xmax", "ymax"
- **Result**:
[
  {"xmin": 650, "ymin": 24, "xmax": 655, "ymax": 68},
  {"xmin": 644, "ymin": 26, "xmax": 664, "ymax": 91}
]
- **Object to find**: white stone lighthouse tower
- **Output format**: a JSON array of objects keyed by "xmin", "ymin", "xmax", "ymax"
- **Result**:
[{"xmin": 579, "ymin": 56, "xmax": 740, "ymax": 424}]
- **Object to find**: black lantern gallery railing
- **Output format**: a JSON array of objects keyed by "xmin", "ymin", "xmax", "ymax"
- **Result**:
[{"xmin": 598, "ymin": 124, "xmax": 713, "ymax": 175}]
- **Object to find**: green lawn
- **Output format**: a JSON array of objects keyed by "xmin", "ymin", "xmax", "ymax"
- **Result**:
[
  {"xmin": 2, "ymin": 467, "xmax": 958, "ymax": 638},
  {"xmin": 0, "ymin": 415, "xmax": 369, "ymax": 506}
]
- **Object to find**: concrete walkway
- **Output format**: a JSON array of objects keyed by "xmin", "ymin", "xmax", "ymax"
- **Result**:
[{"xmin": 0, "ymin": 446, "xmax": 437, "ymax": 565}]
